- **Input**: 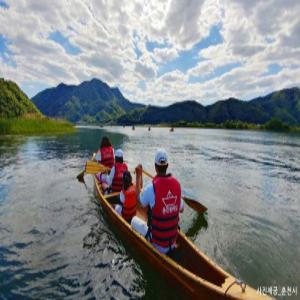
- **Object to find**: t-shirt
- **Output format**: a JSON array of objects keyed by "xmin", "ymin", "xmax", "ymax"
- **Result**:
[{"xmin": 101, "ymin": 166, "xmax": 115, "ymax": 186}]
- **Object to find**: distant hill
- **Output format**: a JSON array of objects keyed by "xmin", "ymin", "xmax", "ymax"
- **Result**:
[
  {"xmin": 117, "ymin": 87, "xmax": 300, "ymax": 125},
  {"xmin": 117, "ymin": 100, "xmax": 207, "ymax": 124},
  {"xmin": 32, "ymin": 78, "xmax": 143, "ymax": 123},
  {"xmin": 31, "ymin": 76, "xmax": 300, "ymax": 125},
  {"xmin": 0, "ymin": 78, "xmax": 41, "ymax": 118},
  {"xmin": 249, "ymin": 88, "xmax": 300, "ymax": 124}
]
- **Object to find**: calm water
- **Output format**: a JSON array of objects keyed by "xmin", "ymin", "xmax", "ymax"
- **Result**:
[{"xmin": 0, "ymin": 127, "xmax": 300, "ymax": 299}]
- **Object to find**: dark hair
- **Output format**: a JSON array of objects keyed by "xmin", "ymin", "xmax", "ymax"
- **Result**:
[
  {"xmin": 155, "ymin": 164, "xmax": 168, "ymax": 175},
  {"xmin": 115, "ymin": 156, "xmax": 123, "ymax": 163},
  {"xmin": 101, "ymin": 136, "xmax": 112, "ymax": 148},
  {"xmin": 123, "ymin": 171, "xmax": 132, "ymax": 190}
]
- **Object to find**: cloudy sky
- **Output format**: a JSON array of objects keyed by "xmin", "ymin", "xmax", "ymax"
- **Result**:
[{"xmin": 1, "ymin": 0, "xmax": 300, "ymax": 105}]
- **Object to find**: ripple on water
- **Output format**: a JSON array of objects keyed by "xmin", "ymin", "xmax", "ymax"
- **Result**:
[{"xmin": 1, "ymin": 128, "xmax": 300, "ymax": 299}]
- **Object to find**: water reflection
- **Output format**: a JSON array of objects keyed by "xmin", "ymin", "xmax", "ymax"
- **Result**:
[{"xmin": 0, "ymin": 127, "xmax": 299, "ymax": 299}]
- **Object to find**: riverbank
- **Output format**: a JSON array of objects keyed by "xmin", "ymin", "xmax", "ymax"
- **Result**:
[
  {"xmin": 109, "ymin": 119, "xmax": 300, "ymax": 132},
  {"xmin": 0, "ymin": 117, "xmax": 75, "ymax": 135},
  {"xmin": 165, "ymin": 119, "xmax": 300, "ymax": 132}
]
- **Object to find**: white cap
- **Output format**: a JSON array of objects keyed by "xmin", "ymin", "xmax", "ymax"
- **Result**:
[
  {"xmin": 155, "ymin": 148, "xmax": 168, "ymax": 165},
  {"xmin": 115, "ymin": 149, "xmax": 124, "ymax": 158}
]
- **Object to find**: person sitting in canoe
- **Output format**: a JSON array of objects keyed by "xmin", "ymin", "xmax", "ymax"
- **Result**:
[
  {"xmin": 133, "ymin": 148, "xmax": 184, "ymax": 254},
  {"xmin": 95, "ymin": 136, "xmax": 115, "ymax": 183},
  {"xmin": 102, "ymin": 149, "xmax": 128, "ymax": 193},
  {"xmin": 95, "ymin": 136, "xmax": 115, "ymax": 168},
  {"xmin": 115, "ymin": 171, "xmax": 137, "ymax": 223}
]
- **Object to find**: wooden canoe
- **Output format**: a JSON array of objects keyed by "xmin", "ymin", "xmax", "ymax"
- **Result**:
[{"xmin": 93, "ymin": 176, "xmax": 272, "ymax": 299}]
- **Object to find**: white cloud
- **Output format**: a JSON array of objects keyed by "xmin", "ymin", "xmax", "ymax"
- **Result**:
[
  {"xmin": 152, "ymin": 47, "xmax": 178, "ymax": 64},
  {"xmin": 0, "ymin": 0, "xmax": 299, "ymax": 104},
  {"xmin": 134, "ymin": 60, "xmax": 156, "ymax": 79},
  {"xmin": 163, "ymin": 0, "xmax": 221, "ymax": 49}
]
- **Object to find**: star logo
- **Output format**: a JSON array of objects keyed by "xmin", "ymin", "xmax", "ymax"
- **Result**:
[{"xmin": 162, "ymin": 190, "xmax": 178, "ymax": 215}]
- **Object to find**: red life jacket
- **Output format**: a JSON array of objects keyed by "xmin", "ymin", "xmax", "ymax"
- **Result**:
[
  {"xmin": 122, "ymin": 184, "xmax": 137, "ymax": 222},
  {"xmin": 150, "ymin": 175, "xmax": 181, "ymax": 249},
  {"xmin": 111, "ymin": 162, "xmax": 128, "ymax": 192},
  {"xmin": 99, "ymin": 146, "xmax": 114, "ymax": 168}
]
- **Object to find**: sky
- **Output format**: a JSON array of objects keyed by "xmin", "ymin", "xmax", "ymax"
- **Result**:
[{"xmin": 0, "ymin": 0, "xmax": 300, "ymax": 106}]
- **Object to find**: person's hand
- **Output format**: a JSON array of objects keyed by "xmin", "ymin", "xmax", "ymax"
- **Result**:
[{"xmin": 135, "ymin": 164, "xmax": 143, "ymax": 176}]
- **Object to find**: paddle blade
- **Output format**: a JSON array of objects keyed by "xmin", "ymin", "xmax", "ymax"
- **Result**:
[
  {"xmin": 182, "ymin": 196, "xmax": 207, "ymax": 213},
  {"xmin": 77, "ymin": 170, "xmax": 85, "ymax": 183},
  {"xmin": 85, "ymin": 160, "xmax": 109, "ymax": 174}
]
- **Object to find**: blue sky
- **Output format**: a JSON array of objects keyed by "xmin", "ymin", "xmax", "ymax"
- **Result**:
[
  {"xmin": 157, "ymin": 25, "xmax": 223, "ymax": 76},
  {"xmin": 48, "ymin": 31, "xmax": 81, "ymax": 55},
  {"xmin": 0, "ymin": 0, "xmax": 299, "ymax": 105},
  {"xmin": 0, "ymin": 1, "xmax": 8, "ymax": 9}
]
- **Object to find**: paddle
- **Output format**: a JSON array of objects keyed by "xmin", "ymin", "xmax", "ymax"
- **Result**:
[
  {"xmin": 77, "ymin": 170, "xmax": 85, "ymax": 183},
  {"xmin": 77, "ymin": 160, "xmax": 110, "ymax": 182},
  {"xmin": 77, "ymin": 161, "xmax": 207, "ymax": 213},
  {"xmin": 141, "ymin": 169, "xmax": 207, "ymax": 213}
]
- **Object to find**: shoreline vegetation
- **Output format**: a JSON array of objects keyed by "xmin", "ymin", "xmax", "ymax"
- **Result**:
[
  {"xmin": 0, "ymin": 78, "xmax": 74, "ymax": 135},
  {"xmin": 0, "ymin": 115, "xmax": 75, "ymax": 135},
  {"xmin": 102, "ymin": 118, "xmax": 300, "ymax": 132},
  {"xmin": 169, "ymin": 118, "xmax": 300, "ymax": 132}
]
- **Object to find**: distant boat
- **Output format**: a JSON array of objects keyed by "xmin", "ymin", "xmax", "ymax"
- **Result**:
[
  {"xmin": 132, "ymin": 125, "xmax": 135, "ymax": 130},
  {"xmin": 170, "ymin": 127, "xmax": 174, "ymax": 132}
]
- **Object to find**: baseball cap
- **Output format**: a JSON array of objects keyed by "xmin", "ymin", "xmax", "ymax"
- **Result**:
[
  {"xmin": 155, "ymin": 148, "xmax": 168, "ymax": 165},
  {"xmin": 115, "ymin": 149, "xmax": 124, "ymax": 158}
]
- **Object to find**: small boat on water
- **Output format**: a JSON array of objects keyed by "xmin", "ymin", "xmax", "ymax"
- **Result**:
[{"xmin": 93, "ymin": 174, "xmax": 270, "ymax": 299}]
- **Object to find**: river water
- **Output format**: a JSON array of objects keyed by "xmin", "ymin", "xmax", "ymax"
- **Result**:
[{"xmin": 0, "ymin": 127, "xmax": 299, "ymax": 299}]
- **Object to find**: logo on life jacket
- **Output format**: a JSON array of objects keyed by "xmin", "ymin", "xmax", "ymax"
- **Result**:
[{"xmin": 162, "ymin": 190, "xmax": 178, "ymax": 215}]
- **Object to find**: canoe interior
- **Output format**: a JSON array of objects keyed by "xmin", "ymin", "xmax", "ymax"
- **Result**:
[{"xmin": 106, "ymin": 194, "xmax": 227, "ymax": 288}]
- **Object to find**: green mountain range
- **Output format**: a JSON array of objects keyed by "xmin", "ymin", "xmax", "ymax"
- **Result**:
[
  {"xmin": 0, "ymin": 78, "xmax": 41, "ymax": 118},
  {"xmin": 31, "ymin": 78, "xmax": 300, "ymax": 125},
  {"xmin": 117, "ymin": 87, "xmax": 300, "ymax": 125},
  {"xmin": 32, "ymin": 78, "xmax": 142, "ymax": 123}
]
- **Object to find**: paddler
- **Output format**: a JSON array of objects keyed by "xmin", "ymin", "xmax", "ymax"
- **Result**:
[
  {"xmin": 95, "ymin": 136, "xmax": 115, "ymax": 184},
  {"xmin": 133, "ymin": 148, "xmax": 184, "ymax": 254},
  {"xmin": 115, "ymin": 171, "xmax": 137, "ymax": 223},
  {"xmin": 102, "ymin": 149, "xmax": 128, "ymax": 193},
  {"xmin": 95, "ymin": 136, "xmax": 115, "ymax": 168}
]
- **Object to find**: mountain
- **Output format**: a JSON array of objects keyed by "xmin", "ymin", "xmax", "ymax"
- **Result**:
[
  {"xmin": 0, "ymin": 78, "xmax": 41, "ymax": 118},
  {"xmin": 117, "ymin": 100, "xmax": 207, "ymax": 124},
  {"xmin": 31, "ymin": 78, "xmax": 143, "ymax": 123},
  {"xmin": 31, "ymin": 77, "xmax": 300, "ymax": 125},
  {"xmin": 249, "ymin": 88, "xmax": 300, "ymax": 124},
  {"xmin": 117, "ymin": 87, "xmax": 300, "ymax": 125}
]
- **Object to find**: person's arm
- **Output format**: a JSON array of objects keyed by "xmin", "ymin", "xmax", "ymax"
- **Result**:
[
  {"xmin": 106, "ymin": 166, "xmax": 115, "ymax": 186},
  {"xmin": 179, "ymin": 199, "xmax": 184, "ymax": 213},
  {"xmin": 119, "ymin": 190, "xmax": 125, "ymax": 204},
  {"xmin": 135, "ymin": 164, "xmax": 143, "ymax": 200},
  {"xmin": 135, "ymin": 164, "xmax": 156, "ymax": 208},
  {"xmin": 139, "ymin": 184, "xmax": 155, "ymax": 208},
  {"xmin": 179, "ymin": 183, "xmax": 184, "ymax": 212},
  {"xmin": 95, "ymin": 151, "xmax": 101, "ymax": 162}
]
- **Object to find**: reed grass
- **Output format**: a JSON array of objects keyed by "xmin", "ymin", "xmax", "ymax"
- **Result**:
[{"xmin": 0, "ymin": 117, "xmax": 75, "ymax": 135}]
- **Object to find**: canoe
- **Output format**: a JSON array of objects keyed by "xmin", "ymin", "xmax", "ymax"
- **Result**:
[{"xmin": 93, "ymin": 176, "xmax": 272, "ymax": 299}]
